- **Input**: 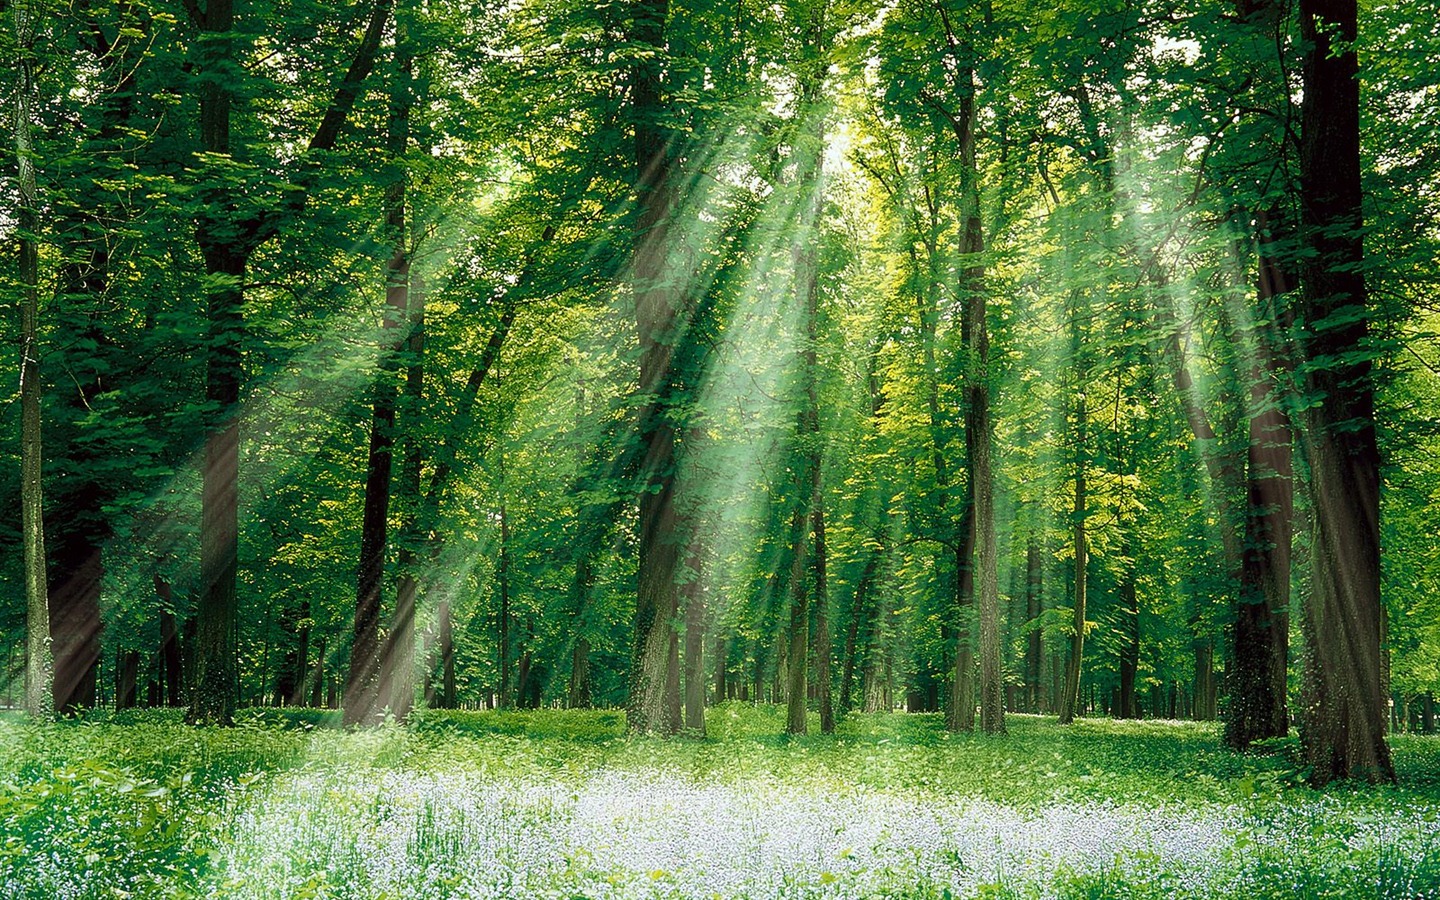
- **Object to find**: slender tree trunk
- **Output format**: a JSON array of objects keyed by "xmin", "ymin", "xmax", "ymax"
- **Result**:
[
  {"xmin": 13, "ymin": 0, "xmax": 51, "ymax": 721},
  {"xmin": 1295, "ymin": 0, "xmax": 1392, "ymax": 784},
  {"xmin": 840, "ymin": 549, "xmax": 879, "ymax": 714},
  {"xmin": 683, "ymin": 536, "xmax": 706, "ymax": 732},
  {"xmin": 498, "ymin": 492, "xmax": 512, "ymax": 708},
  {"xmin": 116, "ymin": 650, "xmax": 139, "ymax": 711},
  {"xmin": 378, "ymin": 15, "xmax": 419, "ymax": 721},
  {"xmin": 1060, "ymin": 392, "xmax": 1087, "ymax": 725},
  {"xmin": 713, "ymin": 635, "xmax": 729, "ymax": 703},
  {"xmin": 785, "ymin": 507, "xmax": 809, "ymax": 734},
  {"xmin": 156, "ymin": 575, "xmax": 184, "ymax": 707},
  {"xmin": 440, "ymin": 602, "xmax": 456, "ymax": 708},
  {"xmin": 1025, "ymin": 537, "xmax": 1043, "ymax": 713},
  {"xmin": 345, "ymin": 19, "xmax": 413, "ymax": 726},
  {"xmin": 813, "ymin": 499, "xmax": 834, "ymax": 733},
  {"xmin": 1117, "ymin": 539, "xmax": 1139, "ymax": 719}
]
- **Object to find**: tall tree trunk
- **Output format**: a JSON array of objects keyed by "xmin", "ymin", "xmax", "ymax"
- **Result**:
[
  {"xmin": 683, "ymin": 535, "xmax": 706, "ymax": 732},
  {"xmin": 378, "ymin": 15, "xmax": 419, "ymax": 722},
  {"xmin": 813, "ymin": 499, "xmax": 833, "ymax": 733},
  {"xmin": 1025, "ymin": 536, "xmax": 1043, "ymax": 713},
  {"xmin": 840, "ymin": 548, "xmax": 880, "ymax": 714},
  {"xmin": 785, "ymin": 507, "xmax": 810, "ymax": 734},
  {"xmin": 439, "ymin": 601, "xmax": 456, "ymax": 708},
  {"xmin": 1059, "ymin": 391, "xmax": 1087, "ymax": 725},
  {"xmin": 187, "ymin": 0, "xmax": 390, "ymax": 726},
  {"xmin": 713, "ymin": 635, "xmax": 728, "ymax": 703},
  {"xmin": 156, "ymin": 575, "xmax": 184, "ymax": 707},
  {"xmin": 1224, "ymin": 0, "xmax": 1297, "ymax": 747},
  {"xmin": 498, "ymin": 493, "xmax": 513, "ymax": 708},
  {"xmin": 628, "ymin": 0, "xmax": 683, "ymax": 735},
  {"xmin": 956, "ymin": 72, "xmax": 1003, "ymax": 735},
  {"xmin": 13, "ymin": 0, "xmax": 51, "ymax": 719},
  {"xmin": 47, "ymin": 527, "xmax": 102, "ymax": 712},
  {"xmin": 1117, "ymin": 538, "xmax": 1139, "ymax": 719},
  {"xmin": 1296, "ymin": 0, "xmax": 1392, "ymax": 784},
  {"xmin": 345, "ymin": 18, "xmax": 414, "ymax": 726},
  {"xmin": 286, "ymin": 601, "xmax": 309, "ymax": 707},
  {"xmin": 188, "ymin": 0, "xmax": 243, "ymax": 726},
  {"xmin": 116, "ymin": 649, "xmax": 139, "ymax": 711}
]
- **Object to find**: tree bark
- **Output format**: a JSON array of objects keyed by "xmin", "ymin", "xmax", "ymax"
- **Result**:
[
  {"xmin": 1024, "ymin": 536, "xmax": 1043, "ymax": 713},
  {"xmin": 813, "ymin": 499, "xmax": 834, "ymax": 733},
  {"xmin": 785, "ymin": 507, "xmax": 809, "ymax": 734},
  {"xmin": 14, "ymin": 0, "xmax": 51, "ymax": 719},
  {"xmin": 187, "ymin": 0, "xmax": 391, "ymax": 725},
  {"xmin": 1117, "ymin": 540, "xmax": 1139, "ymax": 719},
  {"xmin": 683, "ymin": 535, "xmax": 706, "ymax": 732},
  {"xmin": 1059, "ymin": 390, "xmax": 1087, "ymax": 725},
  {"xmin": 627, "ymin": 0, "xmax": 683, "ymax": 735},
  {"xmin": 1295, "ymin": 0, "xmax": 1392, "ymax": 784}
]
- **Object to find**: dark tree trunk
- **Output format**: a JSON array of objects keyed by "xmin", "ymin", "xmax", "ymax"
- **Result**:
[
  {"xmin": 785, "ymin": 507, "xmax": 810, "ymax": 735},
  {"xmin": 840, "ymin": 548, "xmax": 880, "ymax": 714},
  {"xmin": 627, "ymin": 0, "xmax": 683, "ymax": 735},
  {"xmin": 1226, "ymin": 206, "xmax": 1296, "ymax": 748},
  {"xmin": 441, "ymin": 605, "xmax": 456, "ymax": 709},
  {"xmin": 683, "ymin": 537, "xmax": 706, "ymax": 733},
  {"xmin": 345, "ymin": 22, "xmax": 413, "ymax": 725},
  {"xmin": 713, "ymin": 635, "xmax": 728, "ymax": 705},
  {"xmin": 1025, "ymin": 537, "xmax": 1043, "ymax": 713},
  {"xmin": 1296, "ymin": 0, "xmax": 1392, "ymax": 784},
  {"xmin": 498, "ymin": 495, "xmax": 512, "ymax": 708},
  {"xmin": 116, "ymin": 650, "xmax": 140, "ymax": 711},
  {"xmin": 814, "ymin": 500, "xmax": 834, "ymax": 733},
  {"xmin": 1117, "ymin": 548, "xmax": 1139, "ymax": 720},
  {"xmin": 158, "ymin": 600, "xmax": 183, "ymax": 708},
  {"xmin": 48, "ymin": 526, "xmax": 103, "ymax": 713},
  {"xmin": 1059, "ymin": 391, "xmax": 1087, "ymax": 725},
  {"xmin": 310, "ymin": 637, "xmax": 326, "ymax": 709}
]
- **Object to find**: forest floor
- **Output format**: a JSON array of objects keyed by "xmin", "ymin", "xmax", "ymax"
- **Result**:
[{"xmin": 1, "ymin": 705, "xmax": 1438, "ymax": 899}]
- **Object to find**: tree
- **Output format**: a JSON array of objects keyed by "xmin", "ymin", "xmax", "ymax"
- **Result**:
[
  {"xmin": 11, "ymin": 0, "xmax": 51, "ymax": 720},
  {"xmin": 1295, "ymin": 0, "xmax": 1393, "ymax": 785},
  {"xmin": 627, "ymin": 0, "xmax": 684, "ymax": 734},
  {"xmin": 187, "ymin": 0, "xmax": 392, "ymax": 725}
]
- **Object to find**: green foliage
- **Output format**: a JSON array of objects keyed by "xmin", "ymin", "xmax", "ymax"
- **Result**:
[{"xmin": 2, "ymin": 709, "xmax": 1439, "ymax": 897}]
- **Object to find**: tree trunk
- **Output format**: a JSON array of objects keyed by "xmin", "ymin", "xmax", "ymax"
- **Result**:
[
  {"xmin": 785, "ymin": 507, "xmax": 809, "ymax": 735},
  {"xmin": 1117, "ymin": 542, "xmax": 1139, "ymax": 719},
  {"xmin": 683, "ymin": 537, "xmax": 706, "ymax": 732},
  {"xmin": 956, "ymin": 74, "xmax": 1003, "ymax": 735},
  {"xmin": 813, "ymin": 500, "xmax": 834, "ymax": 733},
  {"xmin": 713, "ymin": 635, "xmax": 728, "ymax": 705},
  {"xmin": 47, "ymin": 526, "xmax": 103, "ymax": 713},
  {"xmin": 1295, "ymin": 0, "xmax": 1393, "ymax": 785},
  {"xmin": 840, "ymin": 548, "xmax": 880, "ymax": 714},
  {"xmin": 434, "ymin": 602, "xmax": 455, "ymax": 708},
  {"xmin": 1025, "ymin": 537, "xmax": 1043, "ymax": 713},
  {"xmin": 116, "ymin": 650, "xmax": 140, "ymax": 711},
  {"xmin": 345, "ymin": 20, "xmax": 414, "ymax": 726},
  {"xmin": 157, "ymin": 578, "xmax": 184, "ymax": 707},
  {"xmin": 498, "ymin": 493, "xmax": 512, "ymax": 708},
  {"xmin": 13, "ymin": 0, "xmax": 51, "ymax": 721},
  {"xmin": 1059, "ymin": 391, "xmax": 1087, "ymax": 725},
  {"xmin": 627, "ymin": 0, "xmax": 683, "ymax": 735},
  {"xmin": 188, "ymin": 0, "xmax": 243, "ymax": 726}
]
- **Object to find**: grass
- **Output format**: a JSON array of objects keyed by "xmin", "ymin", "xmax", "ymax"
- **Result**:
[{"xmin": 1, "ymin": 704, "xmax": 1437, "ymax": 898}]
